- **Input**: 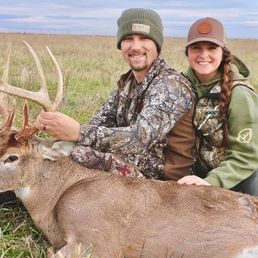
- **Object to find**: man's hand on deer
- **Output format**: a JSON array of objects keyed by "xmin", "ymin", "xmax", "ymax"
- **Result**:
[{"xmin": 36, "ymin": 111, "xmax": 80, "ymax": 141}]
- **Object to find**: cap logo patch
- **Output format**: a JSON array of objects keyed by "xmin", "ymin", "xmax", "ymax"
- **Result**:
[
  {"xmin": 132, "ymin": 23, "xmax": 150, "ymax": 34},
  {"xmin": 198, "ymin": 21, "xmax": 212, "ymax": 34}
]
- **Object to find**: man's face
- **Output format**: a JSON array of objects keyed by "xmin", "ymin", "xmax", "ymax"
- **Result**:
[{"xmin": 120, "ymin": 34, "xmax": 159, "ymax": 81}]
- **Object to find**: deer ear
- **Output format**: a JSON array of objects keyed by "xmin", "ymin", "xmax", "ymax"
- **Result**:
[{"xmin": 41, "ymin": 141, "xmax": 76, "ymax": 160}]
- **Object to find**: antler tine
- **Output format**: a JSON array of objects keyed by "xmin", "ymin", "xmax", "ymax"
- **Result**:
[
  {"xmin": 22, "ymin": 41, "xmax": 52, "ymax": 110},
  {"xmin": 0, "ymin": 43, "xmax": 12, "ymax": 119},
  {"xmin": 46, "ymin": 46, "xmax": 63, "ymax": 111},
  {"xmin": 0, "ymin": 106, "xmax": 15, "ymax": 135},
  {"xmin": 0, "ymin": 41, "xmax": 56, "ymax": 111},
  {"xmin": 0, "ymin": 106, "xmax": 16, "ymax": 148},
  {"xmin": 14, "ymin": 101, "xmax": 38, "ymax": 143},
  {"xmin": 22, "ymin": 100, "xmax": 29, "ymax": 128},
  {"xmin": 2, "ymin": 43, "xmax": 11, "ymax": 82}
]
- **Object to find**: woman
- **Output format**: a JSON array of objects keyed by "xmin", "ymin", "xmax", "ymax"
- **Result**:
[{"xmin": 178, "ymin": 17, "xmax": 258, "ymax": 196}]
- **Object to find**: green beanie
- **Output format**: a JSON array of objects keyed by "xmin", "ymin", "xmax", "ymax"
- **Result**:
[{"xmin": 117, "ymin": 8, "xmax": 163, "ymax": 51}]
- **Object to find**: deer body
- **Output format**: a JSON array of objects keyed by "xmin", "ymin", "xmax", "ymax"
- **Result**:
[
  {"xmin": 1, "ymin": 141, "xmax": 258, "ymax": 258},
  {"xmin": 1, "ymin": 42, "xmax": 258, "ymax": 258}
]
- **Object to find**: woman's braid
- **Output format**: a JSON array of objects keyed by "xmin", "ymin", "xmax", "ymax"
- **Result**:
[{"xmin": 218, "ymin": 48, "xmax": 235, "ymax": 146}]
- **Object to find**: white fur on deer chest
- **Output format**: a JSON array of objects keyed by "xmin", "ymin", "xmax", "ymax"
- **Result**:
[{"xmin": 15, "ymin": 187, "xmax": 31, "ymax": 199}]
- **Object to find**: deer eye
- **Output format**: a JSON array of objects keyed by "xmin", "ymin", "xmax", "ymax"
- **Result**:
[{"xmin": 4, "ymin": 155, "xmax": 19, "ymax": 163}]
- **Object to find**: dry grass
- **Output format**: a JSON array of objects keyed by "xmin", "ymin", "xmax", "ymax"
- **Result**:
[
  {"xmin": 0, "ymin": 32, "xmax": 257, "ymax": 257},
  {"xmin": 0, "ymin": 33, "xmax": 257, "ymax": 124}
]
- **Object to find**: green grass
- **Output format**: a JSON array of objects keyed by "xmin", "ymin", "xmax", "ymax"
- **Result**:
[
  {"xmin": 0, "ymin": 33, "xmax": 258, "ymax": 257},
  {"xmin": 0, "ymin": 201, "xmax": 49, "ymax": 257}
]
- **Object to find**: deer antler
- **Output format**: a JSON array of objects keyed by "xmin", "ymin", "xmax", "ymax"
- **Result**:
[
  {"xmin": 0, "ymin": 43, "xmax": 12, "ymax": 120},
  {"xmin": 0, "ymin": 107, "xmax": 15, "ymax": 138},
  {"xmin": 0, "ymin": 42, "xmax": 63, "ymax": 143},
  {"xmin": 14, "ymin": 101, "xmax": 38, "ymax": 144},
  {"xmin": 0, "ymin": 105, "xmax": 17, "ymax": 147},
  {"xmin": 0, "ymin": 41, "xmax": 63, "ymax": 112},
  {"xmin": 0, "ymin": 44, "xmax": 17, "ymax": 146}
]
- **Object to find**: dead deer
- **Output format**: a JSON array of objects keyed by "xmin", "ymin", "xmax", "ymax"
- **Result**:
[{"xmin": 1, "ymin": 42, "xmax": 258, "ymax": 258}]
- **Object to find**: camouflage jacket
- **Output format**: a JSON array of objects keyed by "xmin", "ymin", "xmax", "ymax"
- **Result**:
[{"xmin": 77, "ymin": 56, "xmax": 194, "ymax": 179}]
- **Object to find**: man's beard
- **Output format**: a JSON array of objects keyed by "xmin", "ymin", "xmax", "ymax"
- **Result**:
[{"xmin": 130, "ymin": 63, "xmax": 148, "ymax": 72}]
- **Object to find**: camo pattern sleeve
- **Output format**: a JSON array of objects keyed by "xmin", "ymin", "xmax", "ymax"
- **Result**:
[
  {"xmin": 89, "ymin": 90, "xmax": 119, "ymax": 127},
  {"xmin": 80, "ymin": 80, "xmax": 192, "ymax": 151}
]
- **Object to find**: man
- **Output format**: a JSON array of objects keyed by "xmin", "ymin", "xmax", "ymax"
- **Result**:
[{"xmin": 36, "ymin": 8, "xmax": 195, "ymax": 180}]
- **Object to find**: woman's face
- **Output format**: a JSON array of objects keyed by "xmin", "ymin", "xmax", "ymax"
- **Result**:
[{"xmin": 187, "ymin": 41, "xmax": 223, "ymax": 83}]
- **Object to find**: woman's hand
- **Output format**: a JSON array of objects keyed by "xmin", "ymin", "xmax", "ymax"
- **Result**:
[
  {"xmin": 36, "ymin": 111, "xmax": 80, "ymax": 142},
  {"xmin": 177, "ymin": 175, "xmax": 211, "ymax": 186}
]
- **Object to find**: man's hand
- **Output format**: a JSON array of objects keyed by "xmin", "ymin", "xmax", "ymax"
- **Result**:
[
  {"xmin": 177, "ymin": 175, "xmax": 211, "ymax": 186},
  {"xmin": 36, "ymin": 111, "xmax": 80, "ymax": 142}
]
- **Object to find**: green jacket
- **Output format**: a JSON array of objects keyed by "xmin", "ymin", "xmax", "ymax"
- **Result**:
[{"xmin": 186, "ymin": 57, "xmax": 258, "ymax": 189}]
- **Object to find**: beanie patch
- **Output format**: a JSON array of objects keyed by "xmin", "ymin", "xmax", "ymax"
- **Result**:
[{"xmin": 132, "ymin": 23, "xmax": 150, "ymax": 34}]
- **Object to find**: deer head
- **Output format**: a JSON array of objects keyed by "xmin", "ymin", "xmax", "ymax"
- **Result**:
[{"xmin": 0, "ymin": 42, "xmax": 67, "ymax": 193}]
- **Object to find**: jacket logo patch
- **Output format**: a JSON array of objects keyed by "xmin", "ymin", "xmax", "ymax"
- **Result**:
[{"xmin": 237, "ymin": 128, "xmax": 253, "ymax": 143}]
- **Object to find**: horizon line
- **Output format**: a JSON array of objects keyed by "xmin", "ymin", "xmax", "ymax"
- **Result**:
[{"xmin": 1, "ymin": 31, "xmax": 258, "ymax": 41}]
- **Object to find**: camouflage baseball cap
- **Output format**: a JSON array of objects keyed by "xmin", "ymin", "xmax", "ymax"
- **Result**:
[{"xmin": 186, "ymin": 17, "xmax": 226, "ymax": 48}]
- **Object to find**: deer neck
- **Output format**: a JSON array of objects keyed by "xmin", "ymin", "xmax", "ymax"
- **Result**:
[{"xmin": 20, "ymin": 156, "xmax": 97, "ymax": 217}]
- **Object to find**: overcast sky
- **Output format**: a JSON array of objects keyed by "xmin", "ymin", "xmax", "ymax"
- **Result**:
[{"xmin": 1, "ymin": 0, "xmax": 258, "ymax": 39}]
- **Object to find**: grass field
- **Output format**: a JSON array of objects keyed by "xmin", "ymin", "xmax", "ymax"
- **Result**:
[{"xmin": 0, "ymin": 32, "xmax": 258, "ymax": 257}]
